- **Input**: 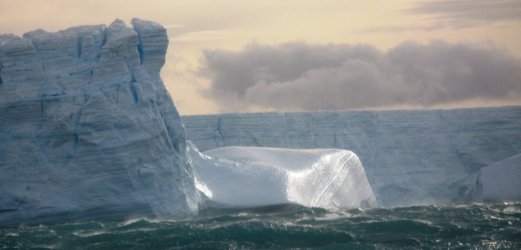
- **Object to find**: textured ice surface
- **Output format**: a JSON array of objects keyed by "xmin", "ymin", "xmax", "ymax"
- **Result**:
[
  {"xmin": 189, "ymin": 144, "xmax": 376, "ymax": 210},
  {"xmin": 0, "ymin": 19, "xmax": 200, "ymax": 224},
  {"xmin": 183, "ymin": 107, "xmax": 521, "ymax": 206},
  {"xmin": 478, "ymin": 154, "xmax": 521, "ymax": 202}
]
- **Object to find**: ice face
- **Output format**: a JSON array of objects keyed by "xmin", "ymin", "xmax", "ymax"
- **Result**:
[
  {"xmin": 189, "ymin": 144, "xmax": 377, "ymax": 210},
  {"xmin": 183, "ymin": 107, "xmax": 521, "ymax": 206},
  {"xmin": 0, "ymin": 19, "xmax": 200, "ymax": 224},
  {"xmin": 477, "ymin": 154, "xmax": 521, "ymax": 202}
]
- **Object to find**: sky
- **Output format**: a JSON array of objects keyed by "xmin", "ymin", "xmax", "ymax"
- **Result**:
[{"xmin": 1, "ymin": 0, "xmax": 520, "ymax": 114}]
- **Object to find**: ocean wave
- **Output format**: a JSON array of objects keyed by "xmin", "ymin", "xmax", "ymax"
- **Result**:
[{"xmin": 2, "ymin": 202, "xmax": 520, "ymax": 249}]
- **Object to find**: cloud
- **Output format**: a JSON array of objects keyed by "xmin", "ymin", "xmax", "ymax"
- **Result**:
[
  {"xmin": 407, "ymin": 0, "xmax": 521, "ymax": 27},
  {"xmin": 201, "ymin": 41, "xmax": 521, "ymax": 112},
  {"xmin": 358, "ymin": 23, "xmax": 448, "ymax": 33},
  {"xmin": 362, "ymin": 0, "xmax": 521, "ymax": 33}
]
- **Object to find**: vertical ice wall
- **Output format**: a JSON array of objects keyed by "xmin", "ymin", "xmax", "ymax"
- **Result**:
[{"xmin": 0, "ymin": 19, "xmax": 200, "ymax": 224}]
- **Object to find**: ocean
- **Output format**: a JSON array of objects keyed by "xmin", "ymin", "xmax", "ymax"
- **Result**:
[{"xmin": 2, "ymin": 202, "xmax": 520, "ymax": 249}]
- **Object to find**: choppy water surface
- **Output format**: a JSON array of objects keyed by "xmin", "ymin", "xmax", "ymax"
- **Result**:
[{"xmin": 2, "ymin": 203, "xmax": 520, "ymax": 249}]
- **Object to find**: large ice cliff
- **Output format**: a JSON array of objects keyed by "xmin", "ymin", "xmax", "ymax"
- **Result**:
[
  {"xmin": 183, "ymin": 107, "xmax": 521, "ymax": 206},
  {"xmin": 0, "ymin": 19, "xmax": 200, "ymax": 224}
]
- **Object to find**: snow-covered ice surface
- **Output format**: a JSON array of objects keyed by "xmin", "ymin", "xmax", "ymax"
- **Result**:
[
  {"xmin": 478, "ymin": 154, "xmax": 521, "ymax": 202},
  {"xmin": 183, "ymin": 107, "xmax": 521, "ymax": 206},
  {"xmin": 189, "ymin": 144, "xmax": 377, "ymax": 210},
  {"xmin": 0, "ymin": 19, "xmax": 200, "ymax": 224}
]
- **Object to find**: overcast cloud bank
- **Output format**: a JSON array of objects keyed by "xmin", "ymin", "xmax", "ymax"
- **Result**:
[
  {"xmin": 409, "ymin": 0, "xmax": 521, "ymax": 27},
  {"xmin": 201, "ymin": 41, "xmax": 521, "ymax": 112}
]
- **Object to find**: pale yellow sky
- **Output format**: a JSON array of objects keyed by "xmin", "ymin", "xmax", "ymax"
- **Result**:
[{"xmin": 1, "ymin": 0, "xmax": 520, "ymax": 114}]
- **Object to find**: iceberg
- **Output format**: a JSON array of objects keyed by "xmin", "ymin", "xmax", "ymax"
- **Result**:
[
  {"xmin": 0, "ymin": 18, "xmax": 377, "ymax": 225},
  {"xmin": 0, "ymin": 19, "xmax": 200, "ymax": 224},
  {"xmin": 183, "ymin": 108, "xmax": 521, "ymax": 206},
  {"xmin": 5, "ymin": 17, "xmax": 518, "ymax": 225},
  {"xmin": 189, "ymin": 144, "xmax": 376, "ymax": 210}
]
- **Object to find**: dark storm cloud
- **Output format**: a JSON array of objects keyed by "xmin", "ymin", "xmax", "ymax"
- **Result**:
[
  {"xmin": 201, "ymin": 42, "xmax": 521, "ymax": 112},
  {"xmin": 408, "ymin": 0, "xmax": 521, "ymax": 27}
]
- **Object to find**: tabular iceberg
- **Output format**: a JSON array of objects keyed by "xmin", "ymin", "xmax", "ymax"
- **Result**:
[
  {"xmin": 0, "ymin": 19, "xmax": 200, "ymax": 224},
  {"xmin": 183, "ymin": 107, "xmax": 521, "ymax": 206}
]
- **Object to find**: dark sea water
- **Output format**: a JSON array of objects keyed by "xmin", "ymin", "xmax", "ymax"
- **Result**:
[{"xmin": 1, "ymin": 202, "xmax": 520, "ymax": 249}]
